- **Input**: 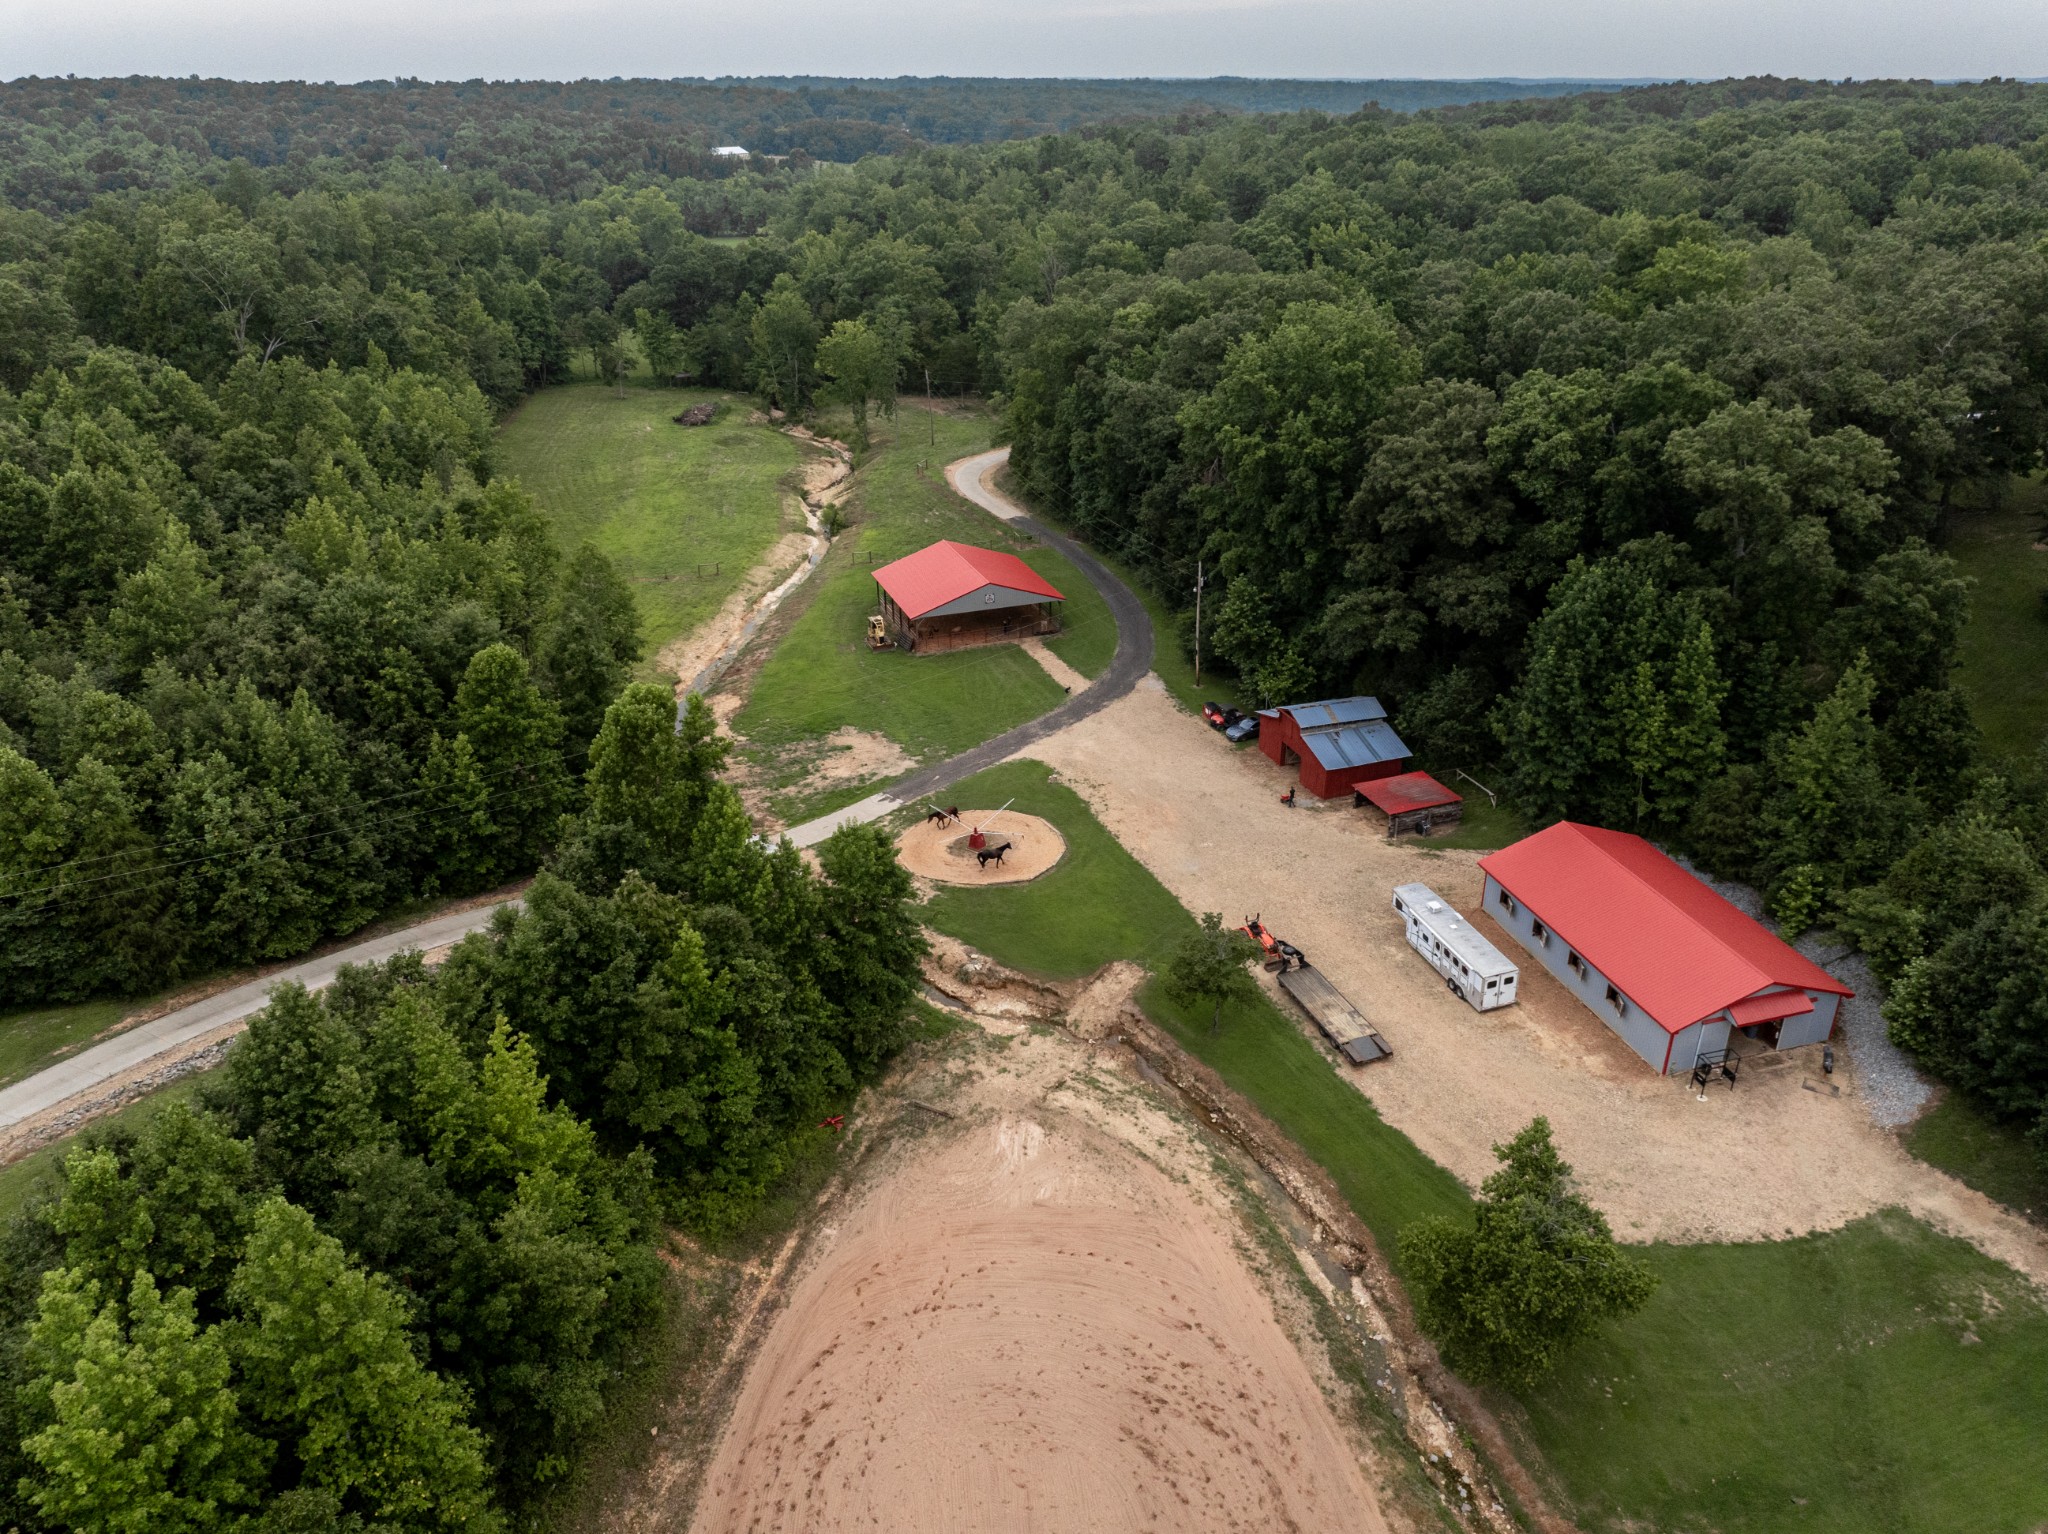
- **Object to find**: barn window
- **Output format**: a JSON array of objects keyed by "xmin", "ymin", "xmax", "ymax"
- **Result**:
[
  {"xmin": 1605, "ymin": 984, "xmax": 1626, "ymax": 1016},
  {"xmin": 1531, "ymin": 919, "xmax": 1549, "ymax": 946},
  {"xmin": 1567, "ymin": 952, "xmax": 1586, "ymax": 980},
  {"xmin": 1499, "ymin": 889, "xmax": 1518, "ymax": 918}
]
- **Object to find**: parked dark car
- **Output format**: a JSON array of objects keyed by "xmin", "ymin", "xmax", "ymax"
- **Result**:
[{"xmin": 1224, "ymin": 713, "xmax": 1260, "ymax": 743}]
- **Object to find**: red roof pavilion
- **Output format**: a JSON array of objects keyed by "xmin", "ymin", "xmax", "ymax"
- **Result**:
[
  {"xmin": 872, "ymin": 540, "xmax": 1063, "ymax": 621},
  {"xmin": 1356, "ymin": 770, "xmax": 1462, "ymax": 816}
]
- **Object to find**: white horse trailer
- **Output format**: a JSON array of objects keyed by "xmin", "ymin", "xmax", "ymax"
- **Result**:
[{"xmin": 1392, "ymin": 883, "xmax": 1518, "ymax": 1012}]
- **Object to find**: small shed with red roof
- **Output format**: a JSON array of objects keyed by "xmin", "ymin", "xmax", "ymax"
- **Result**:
[
  {"xmin": 1354, "ymin": 770, "xmax": 1464, "ymax": 836},
  {"xmin": 1477, "ymin": 822, "xmax": 1853, "ymax": 1075},
  {"xmin": 872, "ymin": 540, "xmax": 1065, "ymax": 655}
]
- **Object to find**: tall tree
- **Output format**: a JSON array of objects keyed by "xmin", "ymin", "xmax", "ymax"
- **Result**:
[
  {"xmin": 1399, "ymin": 1118, "xmax": 1656, "ymax": 1389},
  {"xmin": 1163, "ymin": 912, "xmax": 1264, "ymax": 1035}
]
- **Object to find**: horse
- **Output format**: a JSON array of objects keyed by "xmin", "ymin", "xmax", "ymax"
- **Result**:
[
  {"xmin": 926, "ymin": 805, "xmax": 960, "ymax": 827},
  {"xmin": 976, "ymin": 842, "xmax": 1012, "ymax": 870}
]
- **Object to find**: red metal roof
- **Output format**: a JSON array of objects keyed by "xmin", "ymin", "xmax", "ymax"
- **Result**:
[
  {"xmin": 1729, "ymin": 991, "xmax": 1815, "ymax": 1026},
  {"xmin": 1478, "ymin": 822, "xmax": 1852, "ymax": 1034},
  {"xmin": 1357, "ymin": 771, "xmax": 1462, "ymax": 815},
  {"xmin": 872, "ymin": 540, "xmax": 1064, "ymax": 621}
]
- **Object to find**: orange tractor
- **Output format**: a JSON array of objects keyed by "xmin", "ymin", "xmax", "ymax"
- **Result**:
[{"xmin": 1240, "ymin": 915, "xmax": 1308, "ymax": 972}]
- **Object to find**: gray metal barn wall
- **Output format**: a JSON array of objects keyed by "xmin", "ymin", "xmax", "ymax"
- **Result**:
[
  {"xmin": 1776, "ymin": 990, "xmax": 1839, "ymax": 1050},
  {"xmin": 1668, "ymin": 1017, "xmax": 1734, "ymax": 1075},
  {"xmin": 1481, "ymin": 874, "xmax": 1678, "ymax": 1073}
]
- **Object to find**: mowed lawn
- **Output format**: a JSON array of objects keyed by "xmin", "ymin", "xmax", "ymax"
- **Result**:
[
  {"xmin": 916, "ymin": 758, "xmax": 2048, "ymax": 1534},
  {"xmin": 1907, "ymin": 1090, "xmax": 2048, "ymax": 1219},
  {"xmin": 1949, "ymin": 477, "xmax": 2048, "ymax": 762},
  {"xmin": 735, "ymin": 407, "xmax": 1109, "ymax": 804},
  {"xmin": 0, "ymin": 996, "xmax": 134, "ymax": 1090},
  {"xmin": 497, "ymin": 384, "xmax": 805, "ymax": 667}
]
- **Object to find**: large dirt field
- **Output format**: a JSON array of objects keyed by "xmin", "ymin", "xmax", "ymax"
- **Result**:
[
  {"xmin": 688, "ymin": 1019, "xmax": 1396, "ymax": 1534},
  {"xmin": 1023, "ymin": 680, "xmax": 2048, "ymax": 1284}
]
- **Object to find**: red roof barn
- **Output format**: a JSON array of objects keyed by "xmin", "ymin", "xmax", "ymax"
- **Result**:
[
  {"xmin": 1257, "ymin": 697, "xmax": 1412, "ymax": 798},
  {"xmin": 872, "ymin": 541, "xmax": 1065, "ymax": 654},
  {"xmin": 1478, "ymin": 822, "xmax": 1853, "ymax": 1075}
]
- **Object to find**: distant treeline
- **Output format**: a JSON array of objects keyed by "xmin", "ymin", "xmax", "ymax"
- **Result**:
[{"xmin": 0, "ymin": 75, "xmax": 1649, "ymax": 212}]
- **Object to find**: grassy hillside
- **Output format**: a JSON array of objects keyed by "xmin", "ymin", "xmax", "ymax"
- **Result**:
[
  {"xmin": 733, "ymin": 406, "xmax": 1110, "ymax": 818},
  {"xmin": 1949, "ymin": 476, "xmax": 2048, "ymax": 763},
  {"xmin": 497, "ymin": 383, "xmax": 805, "ymax": 671},
  {"xmin": 920, "ymin": 757, "xmax": 2048, "ymax": 1534}
]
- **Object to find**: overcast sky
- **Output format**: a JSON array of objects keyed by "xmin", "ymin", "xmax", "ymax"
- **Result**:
[{"xmin": 5, "ymin": 0, "xmax": 2045, "ymax": 85}]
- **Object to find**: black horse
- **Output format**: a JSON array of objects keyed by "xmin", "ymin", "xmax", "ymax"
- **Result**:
[{"xmin": 976, "ymin": 842, "xmax": 1012, "ymax": 870}]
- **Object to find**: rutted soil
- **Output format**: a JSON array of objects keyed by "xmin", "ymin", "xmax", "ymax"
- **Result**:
[{"xmin": 684, "ymin": 982, "xmax": 1404, "ymax": 1534}]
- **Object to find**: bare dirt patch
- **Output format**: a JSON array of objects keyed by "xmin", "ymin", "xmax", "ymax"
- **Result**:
[
  {"xmin": 803, "ymin": 727, "xmax": 915, "ymax": 789},
  {"xmin": 687, "ymin": 1018, "xmax": 1397, "ymax": 1534},
  {"xmin": 1019, "ymin": 635, "xmax": 1089, "ymax": 692},
  {"xmin": 895, "ymin": 810, "xmax": 1066, "ymax": 886},
  {"xmin": 654, "ymin": 526, "xmax": 817, "ymax": 692},
  {"xmin": 1021, "ymin": 682, "xmax": 2048, "ymax": 1286}
]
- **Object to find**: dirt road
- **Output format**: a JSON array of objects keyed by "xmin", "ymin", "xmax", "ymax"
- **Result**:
[
  {"xmin": 687, "ymin": 1019, "xmax": 1394, "ymax": 1534},
  {"xmin": 1023, "ymin": 681, "xmax": 2048, "ymax": 1284}
]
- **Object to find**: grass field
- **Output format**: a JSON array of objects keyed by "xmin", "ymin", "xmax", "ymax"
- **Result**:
[
  {"xmin": 497, "ymin": 383, "xmax": 805, "ymax": 669},
  {"xmin": 0, "ymin": 997, "xmax": 134, "ymax": 1091},
  {"xmin": 1523, "ymin": 1210, "xmax": 2048, "ymax": 1534},
  {"xmin": 1949, "ymin": 476, "xmax": 2048, "ymax": 762},
  {"xmin": 734, "ymin": 407, "xmax": 1108, "ymax": 817},
  {"xmin": 1907, "ymin": 1091, "xmax": 2048, "ymax": 1220},
  {"xmin": 917, "ymin": 756, "xmax": 2048, "ymax": 1534},
  {"xmin": 917, "ymin": 758, "xmax": 1473, "ymax": 1253}
]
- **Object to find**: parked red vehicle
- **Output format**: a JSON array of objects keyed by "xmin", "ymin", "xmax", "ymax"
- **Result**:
[{"xmin": 1201, "ymin": 701, "xmax": 1238, "ymax": 729}]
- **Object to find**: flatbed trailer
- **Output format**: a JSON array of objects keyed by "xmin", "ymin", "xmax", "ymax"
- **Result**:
[{"xmin": 1276, "ymin": 965, "xmax": 1392, "ymax": 1066}]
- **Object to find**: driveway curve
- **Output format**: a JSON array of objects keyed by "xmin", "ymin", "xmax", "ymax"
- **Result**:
[
  {"xmin": 784, "ymin": 447, "xmax": 1153, "ymax": 845},
  {"xmin": 0, "ymin": 448, "xmax": 1153, "ymax": 1135}
]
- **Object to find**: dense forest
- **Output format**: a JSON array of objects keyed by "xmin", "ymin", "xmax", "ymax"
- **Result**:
[
  {"xmin": 0, "ymin": 687, "xmax": 923, "ymax": 1529},
  {"xmin": 0, "ymin": 75, "xmax": 1638, "ymax": 212},
  {"xmin": 5, "ymin": 71, "xmax": 2048, "ymax": 1522}
]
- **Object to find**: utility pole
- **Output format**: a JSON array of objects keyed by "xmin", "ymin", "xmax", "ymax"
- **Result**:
[{"xmin": 1192, "ymin": 558, "xmax": 1205, "ymax": 685}]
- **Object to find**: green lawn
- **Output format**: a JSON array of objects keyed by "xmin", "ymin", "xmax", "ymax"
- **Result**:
[
  {"xmin": 918, "ymin": 758, "xmax": 1472, "ymax": 1255},
  {"xmin": 1013, "ymin": 510, "xmax": 1243, "ymax": 721},
  {"xmin": 918, "ymin": 757, "xmax": 2048, "ymax": 1534},
  {"xmin": 1907, "ymin": 1091, "xmax": 2048, "ymax": 1221},
  {"xmin": 1949, "ymin": 476, "xmax": 2048, "ymax": 762},
  {"xmin": 734, "ymin": 408, "xmax": 1105, "ymax": 816},
  {"xmin": 1523, "ymin": 1211, "xmax": 2048, "ymax": 1534},
  {"xmin": 0, "ymin": 997, "xmax": 137, "ymax": 1091},
  {"xmin": 496, "ymin": 383, "xmax": 806, "ymax": 671}
]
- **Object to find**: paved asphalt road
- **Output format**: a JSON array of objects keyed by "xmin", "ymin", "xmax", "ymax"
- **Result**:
[
  {"xmin": 1, "ymin": 447, "xmax": 1152, "ymax": 1131},
  {"xmin": 0, "ymin": 901, "xmax": 513, "ymax": 1132},
  {"xmin": 786, "ymin": 448, "xmax": 1154, "ymax": 845}
]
